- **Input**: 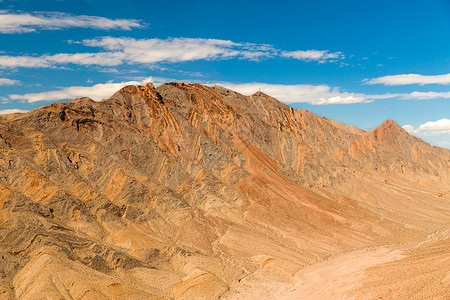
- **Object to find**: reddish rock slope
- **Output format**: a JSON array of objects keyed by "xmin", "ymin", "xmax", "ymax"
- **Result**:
[{"xmin": 0, "ymin": 83, "xmax": 449, "ymax": 299}]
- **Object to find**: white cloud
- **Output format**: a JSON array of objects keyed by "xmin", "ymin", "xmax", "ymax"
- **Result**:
[
  {"xmin": 365, "ymin": 73, "xmax": 450, "ymax": 85},
  {"xmin": 47, "ymin": 52, "xmax": 125, "ymax": 66},
  {"xmin": 402, "ymin": 119, "xmax": 450, "ymax": 136},
  {"xmin": 0, "ymin": 37, "xmax": 277, "ymax": 68},
  {"xmin": 216, "ymin": 82, "xmax": 370, "ymax": 105},
  {"xmin": 214, "ymin": 83, "xmax": 450, "ymax": 104},
  {"xmin": 438, "ymin": 141, "xmax": 450, "ymax": 148},
  {"xmin": 0, "ymin": 11, "xmax": 144, "ymax": 33},
  {"xmin": 397, "ymin": 91, "xmax": 450, "ymax": 100},
  {"xmin": 402, "ymin": 124, "xmax": 415, "ymax": 133},
  {"xmin": 0, "ymin": 37, "xmax": 345, "ymax": 68},
  {"xmin": 281, "ymin": 50, "xmax": 344, "ymax": 62},
  {"xmin": 8, "ymin": 77, "xmax": 153, "ymax": 102},
  {"xmin": 0, "ymin": 53, "xmax": 125, "ymax": 68},
  {"xmin": 81, "ymin": 37, "xmax": 277, "ymax": 63},
  {"xmin": 0, "ymin": 109, "xmax": 28, "ymax": 115},
  {"xmin": 0, "ymin": 52, "xmax": 129, "ymax": 68},
  {"xmin": 0, "ymin": 78, "xmax": 20, "ymax": 85},
  {"xmin": 0, "ymin": 55, "xmax": 51, "ymax": 68},
  {"xmin": 353, "ymin": 91, "xmax": 450, "ymax": 101}
]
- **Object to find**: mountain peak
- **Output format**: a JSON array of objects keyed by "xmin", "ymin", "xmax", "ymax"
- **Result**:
[
  {"xmin": 380, "ymin": 119, "xmax": 402, "ymax": 129},
  {"xmin": 252, "ymin": 91, "xmax": 270, "ymax": 97},
  {"xmin": 367, "ymin": 119, "xmax": 408, "ymax": 142}
]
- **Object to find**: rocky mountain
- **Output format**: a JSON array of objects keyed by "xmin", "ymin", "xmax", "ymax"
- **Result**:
[{"xmin": 0, "ymin": 82, "xmax": 449, "ymax": 299}]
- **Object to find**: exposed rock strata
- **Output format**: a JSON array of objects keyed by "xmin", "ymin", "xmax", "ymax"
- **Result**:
[{"xmin": 0, "ymin": 82, "xmax": 449, "ymax": 299}]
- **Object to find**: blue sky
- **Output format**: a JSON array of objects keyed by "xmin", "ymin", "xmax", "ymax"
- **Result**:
[{"xmin": 0, "ymin": 0, "xmax": 449, "ymax": 148}]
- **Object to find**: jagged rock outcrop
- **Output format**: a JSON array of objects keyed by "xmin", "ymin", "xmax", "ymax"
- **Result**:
[{"xmin": 0, "ymin": 82, "xmax": 449, "ymax": 299}]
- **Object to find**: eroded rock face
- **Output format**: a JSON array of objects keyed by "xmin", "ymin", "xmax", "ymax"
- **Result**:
[{"xmin": 0, "ymin": 82, "xmax": 449, "ymax": 299}]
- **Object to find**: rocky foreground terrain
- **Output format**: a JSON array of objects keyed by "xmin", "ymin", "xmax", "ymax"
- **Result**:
[{"xmin": 0, "ymin": 82, "xmax": 449, "ymax": 299}]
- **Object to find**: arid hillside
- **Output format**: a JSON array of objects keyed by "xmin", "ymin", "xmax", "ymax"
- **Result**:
[{"xmin": 0, "ymin": 82, "xmax": 449, "ymax": 299}]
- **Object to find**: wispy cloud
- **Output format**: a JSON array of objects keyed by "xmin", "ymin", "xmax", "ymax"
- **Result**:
[
  {"xmin": 0, "ymin": 11, "xmax": 144, "ymax": 33},
  {"xmin": 401, "ymin": 124, "xmax": 415, "ymax": 133},
  {"xmin": 397, "ymin": 91, "xmax": 450, "ymax": 100},
  {"xmin": 353, "ymin": 91, "xmax": 450, "ymax": 101},
  {"xmin": 437, "ymin": 141, "xmax": 450, "ymax": 148},
  {"xmin": 81, "ymin": 37, "xmax": 277, "ymax": 63},
  {"xmin": 45, "ymin": 52, "xmax": 126, "ymax": 66},
  {"xmin": 0, "ymin": 53, "xmax": 127, "ymax": 68},
  {"xmin": 281, "ymin": 50, "xmax": 344, "ymax": 63},
  {"xmin": 0, "ymin": 55, "xmax": 51, "ymax": 68},
  {"xmin": 216, "ymin": 83, "xmax": 450, "ymax": 104},
  {"xmin": 365, "ymin": 73, "xmax": 450, "ymax": 85},
  {"xmin": 0, "ymin": 78, "xmax": 20, "ymax": 86},
  {"xmin": 0, "ymin": 38, "xmax": 276, "ymax": 68},
  {"xmin": 8, "ymin": 77, "xmax": 154, "ymax": 102},
  {"xmin": 0, "ymin": 109, "xmax": 28, "ymax": 115},
  {"xmin": 216, "ymin": 82, "xmax": 369, "ymax": 105},
  {"xmin": 0, "ymin": 36, "xmax": 343, "ymax": 68},
  {"xmin": 402, "ymin": 118, "xmax": 450, "ymax": 136}
]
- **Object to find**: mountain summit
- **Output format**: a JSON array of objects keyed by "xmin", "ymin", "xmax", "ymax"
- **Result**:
[
  {"xmin": 0, "ymin": 83, "xmax": 449, "ymax": 299},
  {"xmin": 368, "ymin": 119, "xmax": 410, "ymax": 141}
]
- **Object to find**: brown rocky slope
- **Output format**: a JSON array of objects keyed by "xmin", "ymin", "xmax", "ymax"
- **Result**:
[{"xmin": 0, "ymin": 82, "xmax": 449, "ymax": 299}]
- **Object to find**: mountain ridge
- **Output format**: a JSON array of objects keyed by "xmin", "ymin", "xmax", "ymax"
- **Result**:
[
  {"xmin": 2, "ymin": 82, "xmax": 447, "ymax": 150},
  {"xmin": 0, "ymin": 82, "xmax": 449, "ymax": 299}
]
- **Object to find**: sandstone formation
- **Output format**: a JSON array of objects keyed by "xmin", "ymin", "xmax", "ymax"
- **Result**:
[{"xmin": 0, "ymin": 82, "xmax": 449, "ymax": 299}]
